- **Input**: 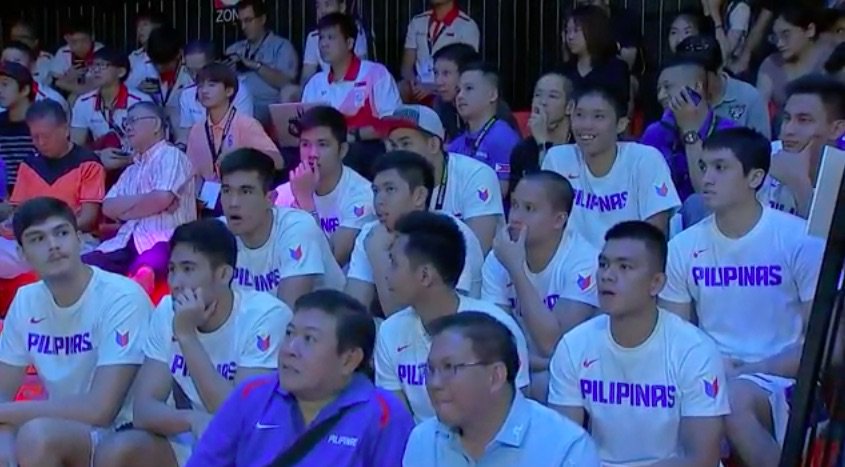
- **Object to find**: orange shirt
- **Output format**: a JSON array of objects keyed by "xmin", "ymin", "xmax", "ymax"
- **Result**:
[{"xmin": 10, "ymin": 145, "xmax": 105, "ymax": 212}]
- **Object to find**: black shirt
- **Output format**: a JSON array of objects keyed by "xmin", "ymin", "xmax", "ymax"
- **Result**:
[{"xmin": 563, "ymin": 57, "xmax": 632, "ymax": 106}]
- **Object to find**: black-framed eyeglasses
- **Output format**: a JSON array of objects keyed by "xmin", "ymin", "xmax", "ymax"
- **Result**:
[
  {"xmin": 122, "ymin": 116, "xmax": 158, "ymax": 132},
  {"xmin": 424, "ymin": 361, "xmax": 491, "ymax": 381}
]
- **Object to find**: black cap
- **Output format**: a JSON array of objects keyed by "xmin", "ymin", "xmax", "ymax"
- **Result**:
[
  {"xmin": 0, "ymin": 61, "xmax": 34, "ymax": 89},
  {"xmin": 675, "ymin": 35, "xmax": 723, "ymax": 73}
]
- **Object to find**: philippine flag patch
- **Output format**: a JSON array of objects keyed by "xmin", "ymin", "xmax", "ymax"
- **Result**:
[
  {"xmin": 256, "ymin": 335, "xmax": 271, "ymax": 352},
  {"xmin": 577, "ymin": 274, "xmax": 592, "ymax": 291},
  {"xmin": 703, "ymin": 378, "xmax": 719, "ymax": 398},
  {"xmin": 478, "ymin": 188, "xmax": 490, "ymax": 202},
  {"xmin": 655, "ymin": 183, "xmax": 669, "ymax": 197},
  {"xmin": 115, "ymin": 331, "xmax": 130, "ymax": 348},
  {"xmin": 353, "ymin": 205, "xmax": 365, "ymax": 217},
  {"xmin": 289, "ymin": 245, "xmax": 303, "ymax": 261}
]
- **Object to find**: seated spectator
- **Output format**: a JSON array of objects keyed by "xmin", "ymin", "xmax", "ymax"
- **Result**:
[
  {"xmin": 660, "ymin": 128, "xmax": 824, "ymax": 467},
  {"xmin": 825, "ymin": 41, "xmax": 845, "ymax": 81},
  {"xmin": 483, "ymin": 172, "xmax": 598, "ymax": 401},
  {"xmin": 50, "ymin": 19, "xmax": 104, "ymax": 99},
  {"xmin": 82, "ymin": 102, "xmax": 196, "ymax": 292},
  {"xmin": 218, "ymin": 149, "xmax": 344, "ymax": 308},
  {"xmin": 448, "ymin": 62, "xmax": 520, "ymax": 196},
  {"xmin": 185, "ymin": 63, "xmax": 280, "ymax": 190},
  {"xmin": 94, "ymin": 219, "xmax": 290, "ymax": 467},
  {"xmin": 8, "ymin": 19, "xmax": 53, "ymax": 85},
  {"xmin": 550, "ymin": 221, "xmax": 729, "ymax": 466},
  {"xmin": 302, "ymin": 12, "xmax": 401, "ymax": 179},
  {"xmin": 178, "ymin": 41, "xmax": 254, "ymax": 145},
  {"xmin": 382, "ymin": 105, "xmax": 504, "ymax": 253},
  {"xmin": 820, "ymin": 7, "xmax": 845, "ymax": 47},
  {"xmin": 274, "ymin": 106, "xmax": 374, "ymax": 266},
  {"xmin": 225, "ymin": 0, "xmax": 299, "ymax": 127},
  {"xmin": 762, "ymin": 74, "xmax": 845, "ymax": 217},
  {"xmin": 542, "ymin": 83, "xmax": 680, "ymax": 248},
  {"xmin": 575, "ymin": 0, "xmax": 641, "ymax": 71},
  {"xmin": 0, "ymin": 197, "xmax": 151, "ymax": 466},
  {"xmin": 0, "ymin": 62, "xmax": 38, "ymax": 191},
  {"xmin": 70, "ymin": 48, "xmax": 151, "ymax": 172},
  {"xmin": 345, "ymin": 152, "xmax": 484, "ymax": 316},
  {"xmin": 668, "ymin": 10, "xmax": 711, "ymax": 54},
  {"xmin": 400, "ymin": 0, "xmax": 479, "ymax": 104},
  {"xmin": 300, "ymin": 0, "xmax": 369, "ymax": 85},
  {"xmin": 1, "ymin": 42, "xmax": 68, "ymax": 113},
  {"xmin": 642, "ymin": 57, "xmax": 737, "ymax": 202},
  {"xmin": 404, "ymin": 312, "xmax": 600, "ymax": 466},
  {"xmin": 186, "ymin": 290, "xmax": 414, "ymax": 466},
  {"xmin": 508, "ymin": 71, "xmax": 574, "ymax": 201},
  {"xmin": 128, "ymin": 9, "xmax": 166, "ymax": 81}
]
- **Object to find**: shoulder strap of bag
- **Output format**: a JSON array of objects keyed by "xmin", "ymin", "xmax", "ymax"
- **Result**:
[{"xmin": 267, "ymin": 405, "xmax": 353, "ymax": 467}]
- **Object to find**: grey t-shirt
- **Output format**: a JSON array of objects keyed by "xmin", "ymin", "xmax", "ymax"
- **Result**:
[
  {"xmin": 713, "ymin": 74, "xmax": 771, "ymax": 139},
  {"xmin": 226, "ymin": 33, "xmax": 299, "ymax": 122}
]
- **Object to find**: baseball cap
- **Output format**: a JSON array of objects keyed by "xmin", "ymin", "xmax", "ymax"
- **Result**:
[
  {"xmin": 0, "ymin": 61, "xmax": 34, "ymax": 90},
  {"xmin": 675, "ymin": 35, "xmax": 723, "ymax": 73},
  {"xmin": 380, "ymin": 105, "xmax": 446, "ymax": 140}
]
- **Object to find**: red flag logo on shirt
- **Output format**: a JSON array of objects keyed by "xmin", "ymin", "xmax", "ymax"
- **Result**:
[
  {"xmin": 477, "ymin": 188, "xmax": 490, "ymax": 202},
  {"xmin": 577, "ymin": 274, "xmax": 592, "ymax": 291},
  {"xmin": 115, "ymin": 331, "xmax": 130, "ymax": 348},
  {"xmin": 655, "ymin": 183, "xmax": 669, "ymax": 197},
  {"xmin": 256, "ymin": 335, "xmax": 271, "ymax": 352},
  {"xmin": 289, "ymin": 245, "xmax": 303, "ymax": 261},
  {"xmin": 703, "ymin": 378, "xmax": 719, "ymax": 398}
]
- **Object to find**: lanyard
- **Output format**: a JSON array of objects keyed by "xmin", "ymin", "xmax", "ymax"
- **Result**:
[
  {"xmin": 99, "ymin": 104, "xmax": 124, "ymax": 137},
  {"xmin": 427, "ymin": 17, "xmax": 450, "ymax": 52},
  {"xmin": 468, "ymin": 117, "xmax": 497, "ymax": 157},
  {"xmin": 245, "ymin": 33, "xmax": 269, "ymax": 62},
  {"xmin": 433, "ymin": 152, "xmax": 450, "ymax": 211},
  {"xmin": 205, "ymin": 108, "xmax": 237, "ymax": 164},
  {"xmin": 156, "ymin": 62, "xmax": 182, "ymax": 106}
]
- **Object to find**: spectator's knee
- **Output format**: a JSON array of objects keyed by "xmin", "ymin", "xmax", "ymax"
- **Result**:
[
  {"xmin": 93, "ymin": 431, "xmax": 147, "ymax": 467},
  {"xmin": 15, "ymin": 418, "xmax": 57, "ymax": 464}
]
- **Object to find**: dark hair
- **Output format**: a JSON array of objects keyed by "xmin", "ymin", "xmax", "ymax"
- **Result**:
[
  {"xmin": 93, "ymin": 48, "xmax": 131, "ymax": 81},
  {"xmin": 26, "ymin": 99, "xmax": 68, "ymax": 125},
  {"xmin": 147, "ymin": 25, "xmax": 183, "ymax": 65},
  {"xmin": 218, "ymin": 148, "xmax": 277, "ymax": 192},
  {"xmin": 675, "ymin": 35, "xmax": 723, "ymax": 72},
  {"xmin": 660, "ymin": 55, "xmax": 707, "ymax": 77},
  {"xmin": 236, "ymin": 0, "xmax": 268, "ymax": 17},
  {"xmin": 13, "ymin": 197, "xmax": 78, "ymax": 244},
  {"xmin": 63, "ymin": 18, "xmax": 92, "ymax": 37},
  {"xmin": 786, "ymin": 73, "xmax": 845, "ymax": 122},
  {"xmin": 567, "ymin": 5, "xmax": 617, "ymax": 64},
  {"xmin": 196, "ymin": 63, "xmax": 239, "ymax": 102},
  {"xmin": 433, "ymin": 43, "xmax": 481, "ymax": 68},
  {"xmin": 519, "ymin": 171, "xmax": 574, "ymax": 213},
  {"xmin": 317, "ymin": 12, "xmax": 358, "ymax": 41},
  {"xmin": 825, "ymin": 42, "xmax": 845, "ymax": 75},
  {"xmin": 3, "ymin": 41, "xmax": 36, "ymax": 63},
  {"xmin": 537, "ymin": 69, "xmax": 574, "ymax": 98},
  {"xmin": 297, "ymin": 105, "xmax": 348, "ymax": 144},
  {"xmin": 777, "ymin": 5, "xmax": 821, "ymax": 40},
  {"xmin": 604, "ymin": 221, "xmax": 668, "ymax": 272},
  {"xmin": 294, "ymin": 290, "xmax": 375, "ymax": 374},
  {"xmin": 372, "ymin": 151, "xmax": 436, "ymax": 207},
  {"xmin": 135, "ymin": 8, "xmax": 167, "ymax": 26},
  {"xmin": 428, "ymin": 311, "xmax": 519, "ymax": 386},
  {"xmin": 184, "ymin": 40, "xmax": 217, "ymax": 61},
  {"xmin": 572, "ymin": 81, "xmax": 627, "ymax": 119},
  {"xmin": 459, "ymin": 61, "xmax": 501, "ymax": 91},
  {"xmin": 702, "ymin": 127, "xmax": 771, "ymax": 190},
  {"xmin": 670, "ymin": 10, "xmax": 713, "ymax": 37},
  {"xmin": 394, "ymin": 211, "xmax": 465, "ymax": 287},
  {"xmin": 169, "ymin": 219, "xmax": 237, "ymax": 269},
  {"xmin": 10, "ymin": 18, "xmax": 37, "ymax": 38}
]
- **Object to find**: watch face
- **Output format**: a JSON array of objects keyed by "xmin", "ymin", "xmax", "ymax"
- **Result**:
[{"xmin": 683, "ymin": 131, "xmax": 700, "ymax": 145}]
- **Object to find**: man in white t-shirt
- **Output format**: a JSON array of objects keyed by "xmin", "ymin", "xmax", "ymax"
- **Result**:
[
  {"xmin": 381, "ymin": 104, "xmax": 504, "ymax": 254},
  {"xmin": 483, "ymin": 171, "xmax": 598, "ymax": 401},
  {"xmin": 344, "ymin": 151, "xmax": 484, "ymax": 316},
  {"xmin": 128, "ymin": 9, "xmax": 166, "ymax": 83},
  {"xmin": 1, "ymin": 42, "xmax": 68, "ymax": 114},
  {"xmin": 374, "ymin": 210, "xmax": 529, "ymax": 423},
  {"xmin": 0, "ymin": 197, "xmax": 151, "ymax": 466},
  {"xmin": 550, "ymin": 220, "xmax": 729, "ymax": 466},
  {"xmin": 542, "ymin": 83, "xmax": 681, "ymax": 248},
  {"xmin": 219, "ymin": 148, "xmax": 345, "ymax": 309},
  {"xmin": 300, "ymin": 0, "xmax": 369, "ymax": 86},
  {"xmin": 274, "ymin": 106, "xmax": 374, "ymax": 266},
  {"xmin": 660, "ymin": 128, "xmax": 824, "ymax": 467},
  {"xmin": 94, "ymin": 219, "xmax": 290, "ymax": 467}
]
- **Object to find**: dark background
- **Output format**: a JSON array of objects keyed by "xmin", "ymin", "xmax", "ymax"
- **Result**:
[{"xmin": 0, "ymin": 0, "xmax": 703, "ymax": 108}]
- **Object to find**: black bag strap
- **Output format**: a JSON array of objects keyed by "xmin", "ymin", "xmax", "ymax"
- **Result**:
[{"xmin": 266, "ymin": 405, "xmax": 353, "ymax": 467}]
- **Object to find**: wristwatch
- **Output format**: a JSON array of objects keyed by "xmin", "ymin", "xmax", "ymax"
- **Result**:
[{"xmin": 682, "ymin": 130, "xmax": 701, "ymax": 145}]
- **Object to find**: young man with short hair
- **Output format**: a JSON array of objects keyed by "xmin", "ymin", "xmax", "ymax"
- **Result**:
[
  {"xmin": 542, "ymin": 83, "xmax": 681, "ymax": 249},
  {"xmin": 345, "ymin": 151, "xmax": 484, "ymax": 316},
  {"xmin": 300, "ymin": 0, "xmax": 369, "ymax": 85},
  {"xmin": 374, "ymin": 210, "xmax": 529, "ymax": 423},
  {"xmin": 218, "ymin": 148, "xmax": 344, "ymax": 309},
  {"xmin": 128, "ymin": 9, "xmax": 166, "ymax": 81},
  {"xmin": 0, "ymin": 197, "xmax": 151, "ymax": 466},
  {"xmin": 9, "ymin": 19, "xmax": 53, "ymax": 85},
  {"xmin": 660, "ymin": 128, "xmax": 825, "ymax": 467},
  {"xmin": 50, "ymin": 19, "xmax": 104, "ymax": 97},
  {"xmin": 1, "ymin": 42, "xmax": 68, "ymax": 113},
  {"xmin": 405, "ymin": 312, "xmax": 600, "ymax": 466},
  {"xmin": 381, "ymin": 104, "xmax": 503, "ymax": 254},
  {"xmin": 550, "ymin": 220, "xmax": 729, "ymax": 466},
  {"xmin": 94, "ymin": 219, "xmax": 291, "ymax": 467},
  {"xmin": 274, "ymin": 106, "xmax": 374, "ymax": 266},
  {"xmin": 0, "ymin": 61, "xmax": 38, "ymax": 191},
  {"xmin": 483, "ymin": 171, "xmax": 598, "ymax": 401},
  {"xmin": 448, "ymin": 62, "xmax": 521, "ymax": 196}
]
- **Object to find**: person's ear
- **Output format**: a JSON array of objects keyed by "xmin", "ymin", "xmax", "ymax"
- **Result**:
[
  {"xmin": 616, "ymin": 116, "xmax": 630, "ymax": 135},
  {"xmin": 266, "ymin": 188, "xmax": 278, "ymax": 205},
  {"xmin": 748, "ymin": 167, "xmax": 766, "ymax": 191},
  {"xmin": 339, "ymin": 141, "xmax": 350, "ymax": 160},
  {"xmin": 488, "ymin": 361, "xmax": 509, "ymax": 394},
  {"xmin": 649, "ymin": 271, "xmax": 667, "ymax": 298},
  {"xmin": 340, "ymin": 347, "xmax": 365, "ymax": 377},
  {"xmin": 411, "ymin": 185, "xmax": 429, "ymax": 208}
]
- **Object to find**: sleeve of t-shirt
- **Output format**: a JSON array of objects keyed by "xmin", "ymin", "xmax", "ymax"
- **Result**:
[
  {"xmin": 727, "ymin": 2, "xmax": 751, "ymax": 32},
  {"xmin": 150, "ymin": 149, "xmax": 192, "ymax": 195},
  {"xmin": 548, "ymin": 337, "xmax": 585, "ymax": 407},
  {"xmin": 303, "ymin": 33, "xmax": 320, "ymax": 66},
  {"xmin": 372, "ymin": 71, "xmax": 402, "ymax": 118},
  {"xmin": 143, "ymin": 298, "xmax": 173, "ymax": 364},
  {"xmin": 496, "ymin": 312, "xmax": 530, "ymax": 389},
  {"xmin": 374, "ymin": 322, "xmax": 401, "ymax": 391},
  {"xmin": 404, "ymin": 19, "xmax": 419, "ymax": 50},
  {"xmin": 560, "ymin": 253, "xmax": 599, "ymax": 307},
  {"xmin": 301, "ymin": 79, "xmax": 319, "ymax": 104},
  {"xmin": 276, "ymin": 217, "xmax": 326, "ymax": 279},
  {"xmin": 0, "ymin": 294, "xmax": 32, "ymax": 367},
  {"xmin": 339, "ymin": 187, "xmax": 375, "ymax": 230},
  {"xmin": 272, "ymin": 39, "xmax": 299, "ymax": 81},
  {"xmin": 636, "ymin": 146, "xmax": 682, "ymax": 220},
  {"xmin": 792, "ymin": 233, "xmax": 825, "ymax": 303},
  {"xmin": 660, "ymin": 236, "xmax": 693, "ymax": 304},
  {"xmin": 677, "ymin": 339, "xmax": 731, "ymax": 417},
  {"xmin": 97, "ymin": 289, "xmax": 153, "ymax": 366},
  {"xmin": 481, "ymin": 253, "xmax": 511, "ymax": 308},
  {"xmin": 347, "ymin": 225, "xmax": 374, "ymax": 283},
  {"xmin": 460, "ymin": 163, "xmax": 505, "ymax": 219},
  {"xmin": 70, "ymin": 99, "xmax": 89, "ymax": 129},
  {"xmin": 238, "ymin": 299, "xmax": 291, "ymax": 369},
  {"xmin": 79, "ymin": 160, "xmax": 106, "ymax": 203}
]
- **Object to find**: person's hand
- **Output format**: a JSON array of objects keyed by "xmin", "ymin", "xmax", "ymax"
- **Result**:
[
  {"xmin": 242, "ymin": 57, "xmax": 261, "ymax": 71},
  {"xmin": 528, "ymin": 105, "xmax": 550, "ymax": 144},
  {"xmin": 289, "ymin": 162, "xmax": 319, "ymax": 211},
  {"xmin": 701, "ymin": 0, "xmax": 723, "ymax": 18},
  {"xmin": 187, "ymin": 410, "xmax": 214, "ymax": 439},
  {"xmin": 493, "ymin": 225, "xmax": 527, "ymax": 274},
  {"xmin": 365, "ymin": 222, "xmax": 395, "ymax": 257},
  {"xmin": 172, "ymin": 288, "xmax": 215, "ymax": 339},
  {"xmin": 770, "ymin": 142, "xmax": 815, "ymax": 189},
  {"xmin": 670, "ymin": 87, "xmax": 708, "ymax": 134},
  {"xmin": 411, "ymin": 79, "xmax": 431, "ymax": 101},
  {"xmin": 97, "ymin": 148, "xmax": 134, "ymax": 170}
]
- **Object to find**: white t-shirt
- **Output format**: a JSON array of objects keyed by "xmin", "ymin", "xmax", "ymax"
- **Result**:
[
  {"xmin": 224, "ymin": 207, "xmax": 345, "ymax": 296},
  {"xmin": 0, "ymin": 267, "xmax": 152, "ymax": 428},
  {"xmin": 49, "ymin": 43, "xmax": 104, "ymax": 78},
  {"xmin": 375, "ymin": 295, "xmax": 530, "ymax": 423},
  {"xmin": 404, "ymin": 9, "xmax": 480, "ymax": 84},
  {"xmin": 34, "ymin": 50, "xmax": 54, "ymax": 85},
  {"xmin": 542, "ymin": 143, "xmax": 681, "ymax": 249},
  {"xmin": 430, "ymin": 153, "xmax": 505, "ymax": 221},
  {"xmin": 660, "ymin": 207, "xmax": 824, "ymax": 363},
  {"xmin": 71, "ymin": 85, "xmax": 151, "ymax": 141},
  {"xmin": 178, "ymin": 78, "xmax": 255, "ymax": 129},
  {"xmin": 758, "ymin": 141, "xmax": 800, "ymax": 216},
  {"xmin": 274, "ymin": 167, "xmax": 375, "ymax": 236},
  {"xmin": 144, "ymin": 290, "xmax": 291, "ymax": 414},
  {"xmin": 302, "ymin": 24, "xmax": 369, "ymax": 73},
  {"xmin": 548, "ymin": 310, "xmax": 730, "ymax": 466},
  {"xmin": 347, "ymin": 213, "xmax": 483, "ymax": 297}
]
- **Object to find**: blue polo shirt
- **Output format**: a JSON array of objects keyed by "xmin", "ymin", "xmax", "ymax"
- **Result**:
[
  {"xmin": 403, "ymin": 392, "xmax": 600, "ymax": 467},
  {"xmin": 448, "ymin": 119, "xmax": 521, "ymax": 181},
  {"xmin": 187, "ymin": 373, "xmax": 414, "ymax": 467}
]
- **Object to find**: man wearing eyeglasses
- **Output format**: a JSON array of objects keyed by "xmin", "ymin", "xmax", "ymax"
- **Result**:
[{"xmin": 82, "ymin": 101, "xmax": 196, "ymax": 293}]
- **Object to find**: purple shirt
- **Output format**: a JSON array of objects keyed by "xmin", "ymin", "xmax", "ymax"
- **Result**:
[
  {"xmin": 187, "ymin": 373, "xmax": 414, "ymax": 467},
  {"xmin": 640, "ymin": 110, "xmax": 736, "ymax": 201},
  {"xmin": 448, "ymin": 119, "xmax": 521, "ymax": 181}
]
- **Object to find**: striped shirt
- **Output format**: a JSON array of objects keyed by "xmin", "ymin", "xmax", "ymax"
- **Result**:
[
  {"xmin": 97, "ymin": 140, "xmax": 196, "ymax": 254},
  {"xmin": 0, "ymin": 112, "xmax": 37, "ymax": 189}
]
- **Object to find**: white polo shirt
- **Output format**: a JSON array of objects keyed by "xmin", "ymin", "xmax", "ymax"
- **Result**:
[
  {"xmin": 430, "ymin": 153, "xmax": 504, "ymax": 221},
  {"xmin": 274, "ymin": 166, "xmax": 375, "ymax": 236},
  {"xmin": 375, "ymin": 295, "xmax": 531, "ymax": 423},
  {"xmin": 178, "ymin": 77, "xmax": 255, "ymax": 129},
  {"xmin": 128, "ymin": 48, "xmax": 148, "ymax": 78},
  {"xmin": 301, "ymin": 56, "xmax": 401, "ymax": 129},
  {"xmin": 144, "ymin": 290, "xmax": 291, "ymax": 414},
  {"xmin": 542, "ymin": 143, "xmax": 681, "ymax": 249},
  {"xmin": 125, "ymin": 60, "xmax": 194, "ymax": 127},
  {"xmin": 71, "ymin": 84, "xmax": 150, "ymax": 141},
  {"xmin": 34, "ymin": 50, "xmax": 54, "ymax": 85},
  {"xmin": 49, "ymin": 42, "xmax": 104, "ymax": 78},
  {"xmin": 404, "ymin": 7, "xmax": 480, "ymax": 84},
  {"xmin": 0, "ymin": 267, "xmax": 152, "ymax": 428},
  {"xmin": 548, "ymin": 310, "xmax": 730, "ymax": 466},
  {"xmin": 303, "ymin": 23, "xmax": 369, "ymax": 74}
]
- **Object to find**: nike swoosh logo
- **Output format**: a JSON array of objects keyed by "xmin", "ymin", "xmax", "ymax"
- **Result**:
[
  {"xmin": 255, "ymin": 422, "xmax": 281, "ymax": 429},
  {"xmin": 582, "ymin": 358, "xmax": 599, "ymax": 368},
  {"xmin": 397, "ymin": 345, "xmax": 410, "ymax": 352},
  {"xmin": 29, "ymin": 318, "xmax": 46, "ymax": 324}
]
